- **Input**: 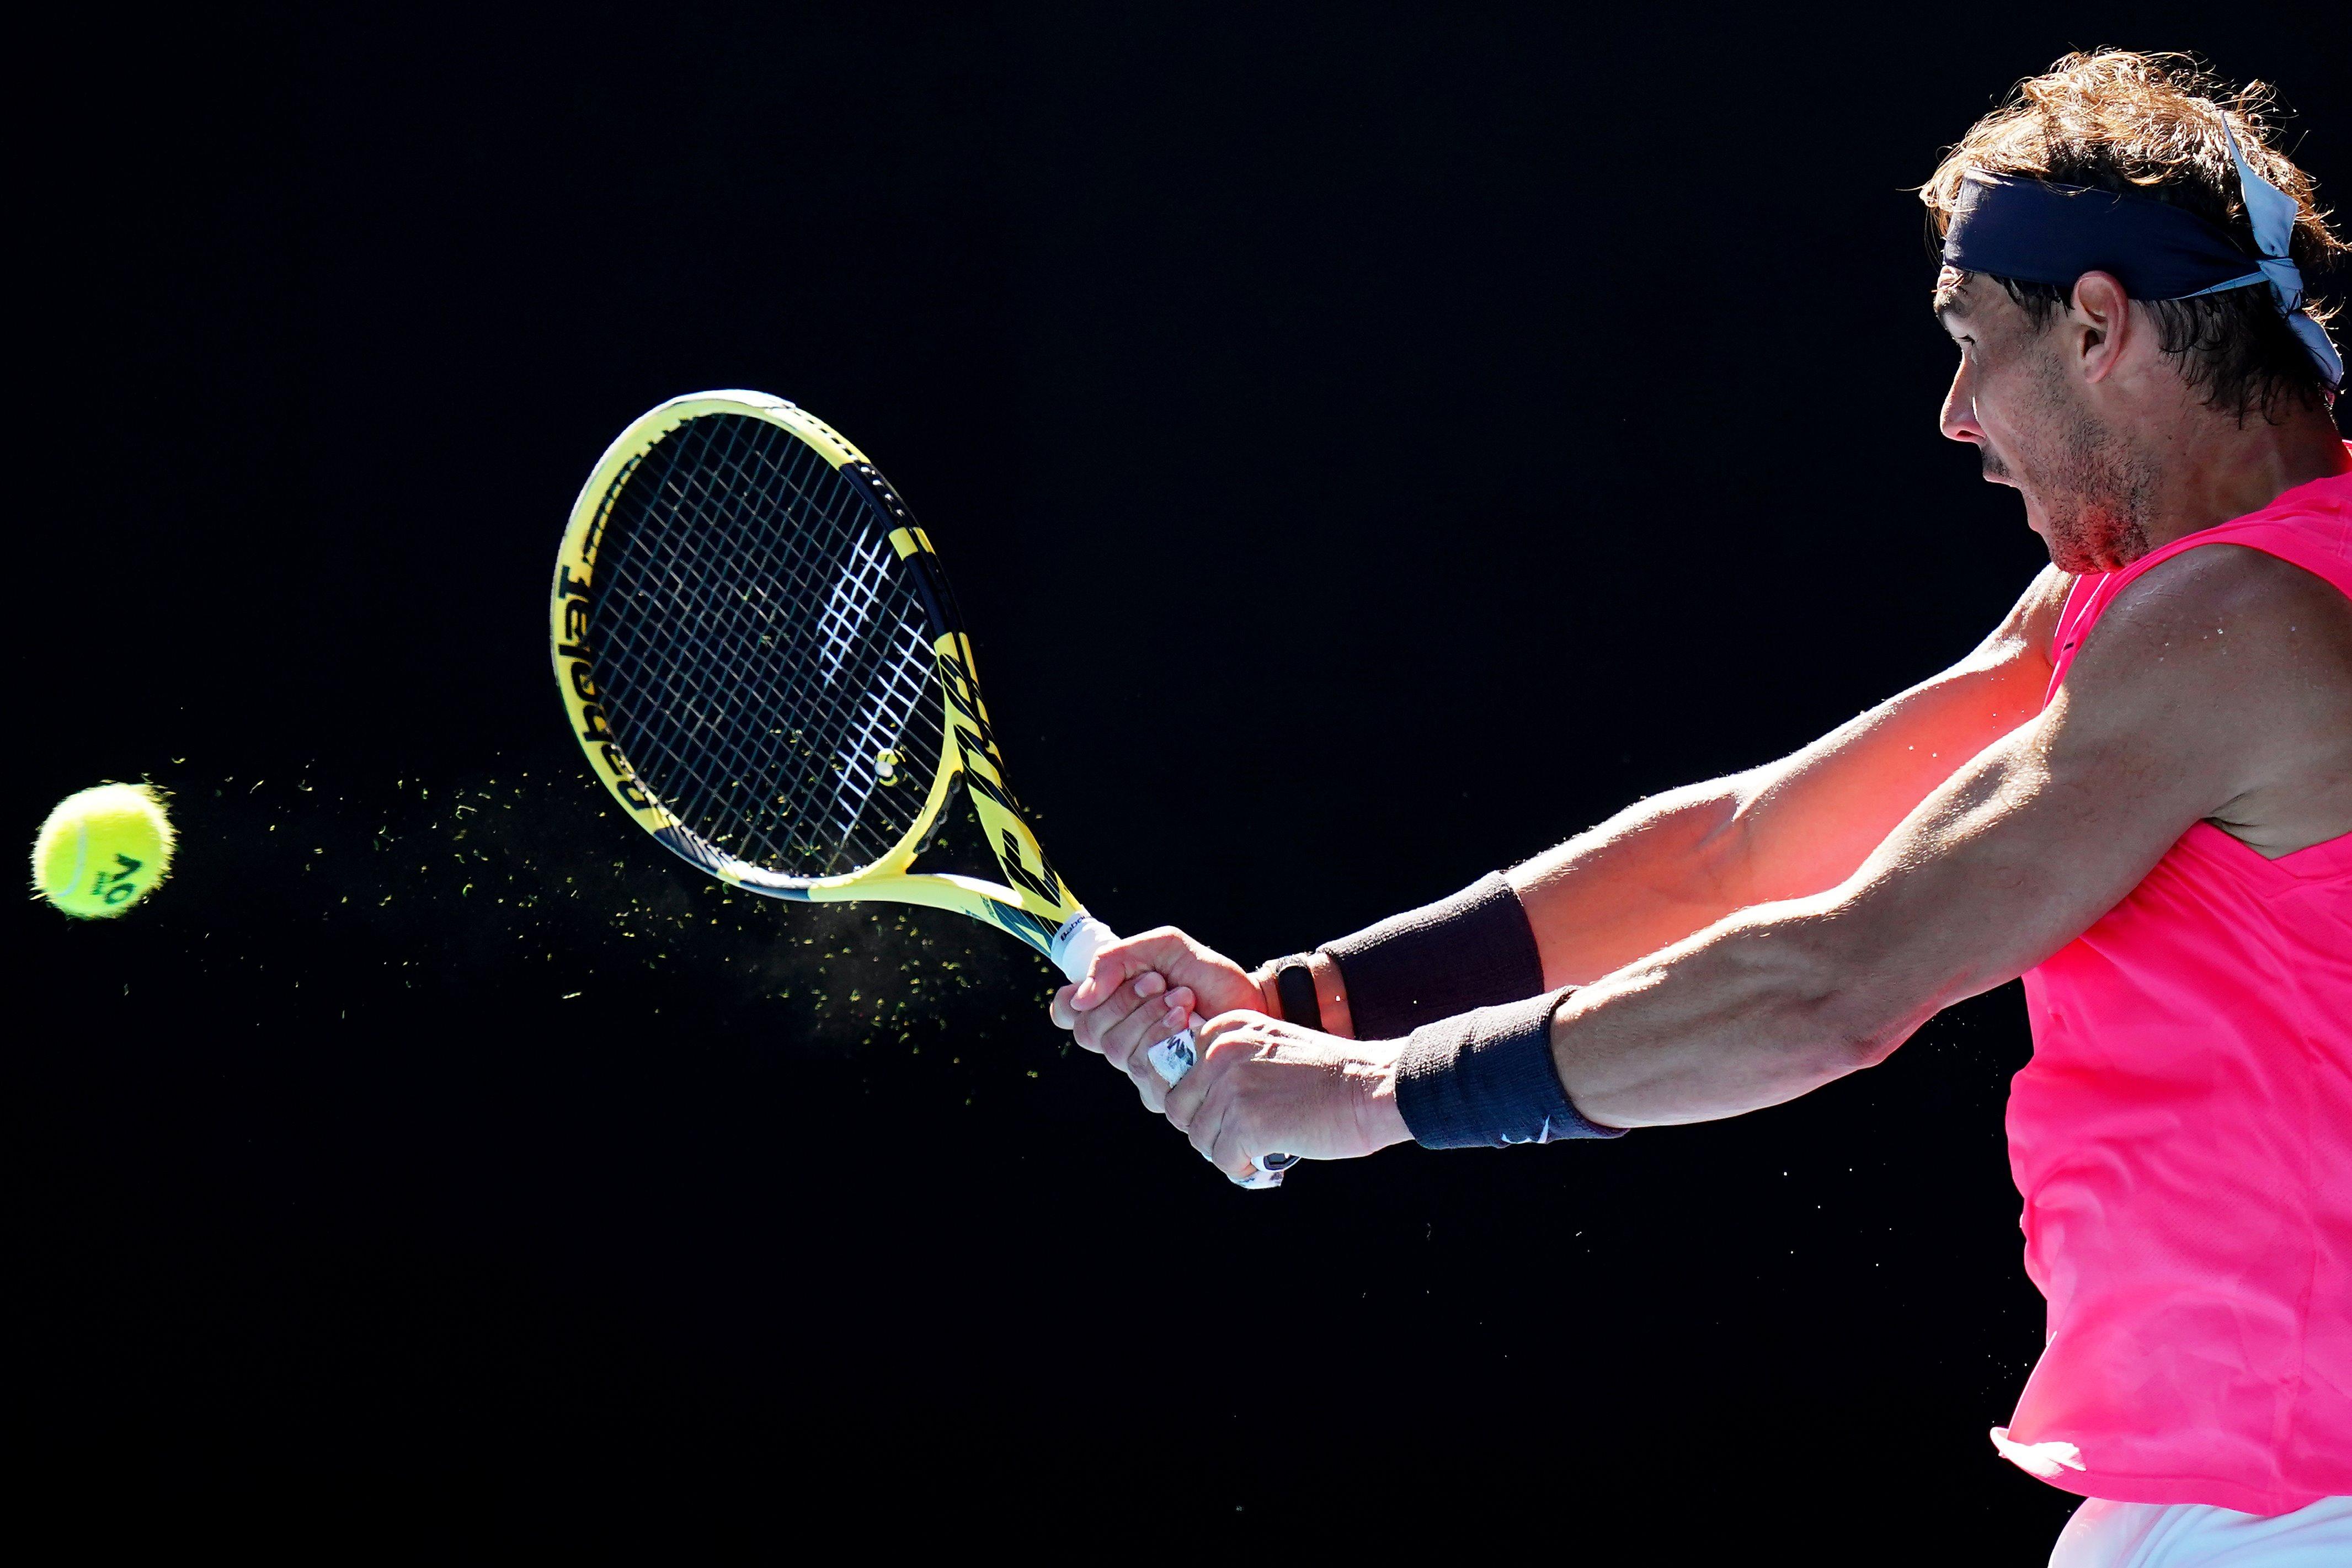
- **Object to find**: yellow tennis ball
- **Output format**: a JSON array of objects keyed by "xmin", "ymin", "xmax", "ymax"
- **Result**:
[{"xmin": 30, "ymin": 782, "xmax": 177, "ymax": 919}]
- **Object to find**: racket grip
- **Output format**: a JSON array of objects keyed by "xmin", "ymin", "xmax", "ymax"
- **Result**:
[{"xmin": 1049, "ymin": 914, "xmax": 1300, "ymax": 1189}]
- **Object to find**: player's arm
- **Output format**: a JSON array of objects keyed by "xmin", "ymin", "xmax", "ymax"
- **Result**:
[
  {"xmin": 1055, "ymin": 566, "xmax": 2067, "ymax": 1087},
  {"xmin": 1539, "ymin": 545, "xmax": 2348, "ymax": 1126},
  {"xmin": 1506, "ymin": 563, "xmax": 2068, "ymax": 989},
  {"xmin": 1161, "ymin": 544, "xmax": 2348, "ymax": 1174}
]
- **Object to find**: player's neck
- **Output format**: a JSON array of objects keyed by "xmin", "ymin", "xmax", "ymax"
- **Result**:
[{"xmin": 2135, "ymin": 399, "xmax": 2349, "ymax": 553}]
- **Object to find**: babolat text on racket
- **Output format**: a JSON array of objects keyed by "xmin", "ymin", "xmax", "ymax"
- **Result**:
[{"xmin": 551, "ymin": 391, "xmax": 1295, "ymax": 1186}]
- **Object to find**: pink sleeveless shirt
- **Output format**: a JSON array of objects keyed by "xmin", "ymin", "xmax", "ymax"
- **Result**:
[{"xmin": 1999, "ymin": 457, "xmax": 2352, "ymax": 1514}]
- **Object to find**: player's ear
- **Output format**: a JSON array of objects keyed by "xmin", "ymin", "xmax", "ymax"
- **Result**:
[{"xmin": 2068, "ymin": 270, "xmax": 2132, "ymax": 385}]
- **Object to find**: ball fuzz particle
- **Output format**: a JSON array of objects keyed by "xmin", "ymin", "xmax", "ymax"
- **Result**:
[{"xmin": 30, "ymin": 782, "xmax": 177, "ymax": 919}]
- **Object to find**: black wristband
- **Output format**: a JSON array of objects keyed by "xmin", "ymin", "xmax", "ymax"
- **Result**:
[
  {"xmin": 1319, "ymin": 872, "xmax": 1545, "ymax": 1040},
  {"xmin": 1273, "ymin": 961, "xmax": 1320, "ymax": 1028},
  {"xmin": 1394, "ymin": 989, "xmax": 1624, "ymax": 1149}
]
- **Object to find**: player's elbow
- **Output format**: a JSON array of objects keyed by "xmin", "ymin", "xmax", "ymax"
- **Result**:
[
  {"xmin": 1791, "ymin": 992, "xmax": 1912, "ymax": 1080},
  {"xmin": 1816, "ymin": 966, "xmax": 1937, "ymax": 1075},
  {"xmin": 1838, "ymin": 1016, "xmax": 1916, "ymax": 1070},
  {"xmin": 1757, "ymin": 913, "xmax": 1927, "ymax": 1076}
]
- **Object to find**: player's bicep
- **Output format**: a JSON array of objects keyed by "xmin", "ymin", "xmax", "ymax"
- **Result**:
[
  {"xmin": 1722, "ymin": 564, "xmax": 2067, "ymax": 903},
  {"xmin": 1827, "ymin": 560, "xmax": 2274, "ymax": 1010},
  {"xmin": 1823, "ymin": 716, "xmax": 2172, "ymax": 1009}
]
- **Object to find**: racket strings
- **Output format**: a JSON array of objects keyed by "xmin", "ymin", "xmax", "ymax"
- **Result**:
[
  {"xmin": 613, "ymin": 420, "xmax": 926, "ymax": 873},
  {"xmin": 664, "ymin": 418, "xmax": 925, "ymax": 871},
  {"xmin": 590, "ymin": 413, "xmax": 946, "ymax": 877}
]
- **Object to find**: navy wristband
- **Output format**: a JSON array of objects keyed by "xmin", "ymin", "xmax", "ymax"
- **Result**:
[
  {"xmin": 1319, "ymin": 872, "xmax": 1544, "ymax": 1040},
  {"xmin": 1394, "ymin": 989, "xmax": 1624, "ymax": 1149}
]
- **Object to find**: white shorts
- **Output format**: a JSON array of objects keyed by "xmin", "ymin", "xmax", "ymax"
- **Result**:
[{"xmin": 2050, "ymin": 1495, "xmax": 2352, "ymax": 1567}]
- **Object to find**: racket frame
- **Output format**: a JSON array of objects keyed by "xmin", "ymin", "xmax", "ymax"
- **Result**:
[
  {"xmin": 553, "ymin": 390, "xmax": 1293, "ymax": 1185},
  {"xmin": 550, "ymin": 391, "xmax": 1089, "ymax": 960}
]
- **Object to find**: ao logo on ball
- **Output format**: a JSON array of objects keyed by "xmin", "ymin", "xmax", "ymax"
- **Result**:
[{"xmin": 31, "ymin": 782, "xmax": 177, "ymax": 919}]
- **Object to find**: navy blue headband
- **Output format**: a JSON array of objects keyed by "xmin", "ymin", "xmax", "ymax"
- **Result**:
[
  {"xmin": 1943, "ymin": 174, "xmax": 2256, "ymax": 299},
  {"xmin": 1940, "ymin": 126, "xmax": 2340, "ymax": 388}
]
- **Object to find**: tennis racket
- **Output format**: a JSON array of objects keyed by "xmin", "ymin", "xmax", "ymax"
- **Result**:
[{"xmin": 550, "ymin": 390, "xmax": 1295, "ymax": 1187}]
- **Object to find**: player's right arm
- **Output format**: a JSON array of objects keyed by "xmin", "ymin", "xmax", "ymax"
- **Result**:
[
  {"xmin": 1057, "ymin": 564, "xmax": 2071, "ymax": 1082},
  {"xmin": 1509, "ymin": 562, "xmax": 2069, "ymax": 988}
]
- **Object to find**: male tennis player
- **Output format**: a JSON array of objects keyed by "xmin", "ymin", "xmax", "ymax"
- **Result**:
[{"xmin": 1054, "ymin": 52, "xmax": 2350, "ymax": 1565}]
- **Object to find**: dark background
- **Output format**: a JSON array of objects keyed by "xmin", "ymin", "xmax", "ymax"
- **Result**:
[{"xmin": 17, "ymin": 4, "xmax": 2346, "ymax": 1554}]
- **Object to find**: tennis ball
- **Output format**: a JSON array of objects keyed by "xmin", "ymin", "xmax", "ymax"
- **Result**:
[{"xmin": 30, "ymin": 782, "xmax": 177, "ymax": 919}]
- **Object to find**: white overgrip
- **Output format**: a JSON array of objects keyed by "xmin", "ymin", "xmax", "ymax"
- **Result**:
[{"xmin": 1047, "ymin": 913, "xmax": 1116, "ymax": 986}]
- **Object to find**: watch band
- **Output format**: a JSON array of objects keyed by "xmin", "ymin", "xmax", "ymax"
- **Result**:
[{"xmin": 1274, "ymin": 959, "xmax": 1321, "ymax": 1030}]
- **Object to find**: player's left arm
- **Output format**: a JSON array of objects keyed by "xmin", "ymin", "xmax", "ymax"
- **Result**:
[{"xmin": 1165, "ymin": 545, "xmax": 2352, "ymax": 1172}]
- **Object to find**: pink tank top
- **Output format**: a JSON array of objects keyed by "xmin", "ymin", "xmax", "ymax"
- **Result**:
[{"xmin": 2000, "ymin": 456, "xmax": 2352, "ymax": 1514}]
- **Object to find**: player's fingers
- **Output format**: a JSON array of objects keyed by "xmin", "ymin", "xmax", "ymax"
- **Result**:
[
  {"xmin": 1101, "ymin": 983, "xmax": 1191, "ymax": 1076},
  {"xmin": 1054, "ymin": 979, "xmax": 1131, "ymax": 1049},
  {"xmin": 1090, "ymin": 974, "xmax": 1171, "ymax": 1066},
  {"xmin": 1129, "ymin": 1049, "xmax": 1172, "ymax": 1113},
  {"xmin": 1162, "ymin": 1013, "xmax": 1234, "ymax": 1132},
  {"xmin": 1119, "ymin": 1000, "xmax": 1195, "ymax": 1114},
  {"xmin": 1186, "ymin": 1075, "xmax": 1257, "ymax": 1178},
  {"xmin": 1071, "ymin": 932, "xmax": 1194, "ymax": 1009},
  {"xmin": 1194, "ymin": 1008, "xmax": 1261, "ymax": 1054},
  {"xmin": 1189, "ymin": 1043, "xmax": 1286, "ymax": 1187},
  {"xmin": 1073, "ymin": 971, "xmax": 1166, "ymax": 1058},
  {"xmin": 1177, "ymin": 1069, "xmax": 1222, "ymax": 1155},
  {"xmin": 1208, "ymin": 1122, "xmax": 1268, "ymax": 1186}
]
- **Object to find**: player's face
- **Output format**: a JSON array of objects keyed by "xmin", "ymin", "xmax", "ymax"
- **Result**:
[{"xmin": 1935, "ymin": 269, "xmax": 2151, "ymax": 573}]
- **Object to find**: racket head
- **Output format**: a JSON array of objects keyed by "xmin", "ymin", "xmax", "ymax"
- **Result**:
[{"xmin": 551, "ymin": 391, "xmax": 1081, "ymax": 950}]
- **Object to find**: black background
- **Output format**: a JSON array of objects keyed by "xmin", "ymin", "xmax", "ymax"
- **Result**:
[{"xmin": 17, "ymin": 4, "xmax": 2347, "ymax": 1554}]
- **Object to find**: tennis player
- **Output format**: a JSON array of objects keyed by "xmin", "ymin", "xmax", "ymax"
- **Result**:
[{"xmin": 1055, "ymin": 52, "xmax": 2350, "ymax": 1565}]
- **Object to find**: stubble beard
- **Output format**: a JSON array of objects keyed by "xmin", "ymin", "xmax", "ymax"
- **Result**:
[{"xmin": 2022, "ymin": 356, "xmax": 2153, "ymax": 575}]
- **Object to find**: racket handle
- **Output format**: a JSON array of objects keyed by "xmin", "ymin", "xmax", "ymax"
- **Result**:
[{"xmin": 1049, "ymin": 915, "xmax": 1300, "ymax": 1189}]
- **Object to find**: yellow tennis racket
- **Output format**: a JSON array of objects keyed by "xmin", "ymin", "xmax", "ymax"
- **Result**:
[{"xmin": 551, "ymin": 391, "xmax": 1294, "ymax": 1186}]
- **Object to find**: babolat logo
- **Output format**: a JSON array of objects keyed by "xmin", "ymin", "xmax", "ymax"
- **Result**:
[
  {"xmin": 605, "ymin": 750, "xmax": 653, "ymax": 811},
  {"xmin": 556, "ymin": 564, "xmax": 605, "ymax": 742},
  {"xmin": 570, "ymin": 695, "xmax": 654, "ymax": 812},
  {"xmin": 554, "ymin": 558, "xmax": 653, "ymax": 813}
]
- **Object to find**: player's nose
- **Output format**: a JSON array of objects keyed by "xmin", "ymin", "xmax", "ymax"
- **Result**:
[{"xmin": 1939, "ymin": 365, "xmax": 1982, "ymax": 445}]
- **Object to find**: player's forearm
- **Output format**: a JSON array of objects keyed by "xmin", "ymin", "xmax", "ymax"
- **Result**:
[
  {"xmin": 1538, "ymin": 734, "xmax": 2063, "ymax": 1127},
  {"xmin": 1507, "ymin": 778, "xmax": 1761, "ymax": 989},
  {"xmin": 1511, "ymin": 645, "xmax": 2052, "ymax": 989},
  {"xmin": 1545, "ymin": 897, "xmax": 1935, "ymax": 1128},
  {"xmin": 1278, "ymin": 654, "xmax": 2040, "ymax": 1041},
  {"xmin": 1268, "ymin": 777, "xmax": 1770, "ymax": 1042}
]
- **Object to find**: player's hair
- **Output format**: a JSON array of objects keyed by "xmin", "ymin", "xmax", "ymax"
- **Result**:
[{"xmin": 1921, "ymin": 50, "xmax": 2346, "ymax": 422}]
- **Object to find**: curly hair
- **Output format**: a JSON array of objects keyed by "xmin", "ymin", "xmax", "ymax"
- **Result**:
[{"xmin": 1922, "ymin": 50, "xmax": 2346, "ymax": 422}]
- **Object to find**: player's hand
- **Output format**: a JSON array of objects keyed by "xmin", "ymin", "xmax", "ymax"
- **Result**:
[
  {"xmin": 1049, "ymin": 927, "xmax": 1260, "ymax": 1107},
  {"xmin": 1163, "ymin": 1011, "xmax": 1415, "ymax": 1181}
]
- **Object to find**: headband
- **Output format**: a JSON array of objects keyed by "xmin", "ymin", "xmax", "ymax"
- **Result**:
[{"xmin": 1941, "ymin": 125, "xmax": 2342, "ymax": 390}]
